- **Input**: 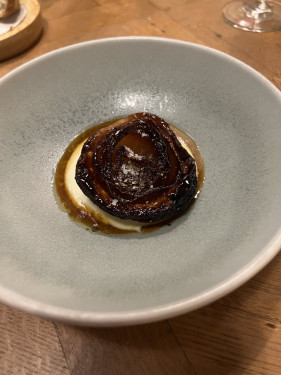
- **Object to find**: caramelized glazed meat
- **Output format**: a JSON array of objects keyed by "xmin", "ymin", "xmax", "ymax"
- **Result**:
[{"xmin": 75, "ymin": 113, "xmax": 197, "ymax": 222}]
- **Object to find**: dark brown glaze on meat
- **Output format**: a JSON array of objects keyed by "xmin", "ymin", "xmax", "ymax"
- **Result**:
[{"xmin": 75, "ymin": 113, "xmax": 197, "ymax": 222}]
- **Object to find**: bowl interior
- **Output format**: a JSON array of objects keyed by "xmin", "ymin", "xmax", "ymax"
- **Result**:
[{"xmin": 1, "ymin": 37, "xmax": 281, "ymax": 324}]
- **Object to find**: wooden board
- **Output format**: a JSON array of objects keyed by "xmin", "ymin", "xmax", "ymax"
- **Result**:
[{"xmin": 0, "ymin": 0, "xmax": 42, "ymax": 61}]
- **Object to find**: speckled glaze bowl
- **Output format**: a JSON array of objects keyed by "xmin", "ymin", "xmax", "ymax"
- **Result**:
[{"xmin": 1, "ymin": 37, "xmax": 281, "ymax": 326}]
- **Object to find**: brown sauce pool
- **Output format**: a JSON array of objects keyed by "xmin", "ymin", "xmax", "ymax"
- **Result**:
[{"xmin": 54, "ymin": 118, "xmax": 204, "ymax": 234}]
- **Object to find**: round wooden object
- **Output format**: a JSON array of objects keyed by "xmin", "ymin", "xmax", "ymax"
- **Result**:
[{"xmin": 0, "ymin": 0, "xmax": 43, "ymax": 61}]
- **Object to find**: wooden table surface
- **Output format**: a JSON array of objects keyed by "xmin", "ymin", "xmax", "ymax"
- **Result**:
[{"xmin": 1, "ymin": 1, "xmax": 281, "ymax": 374}]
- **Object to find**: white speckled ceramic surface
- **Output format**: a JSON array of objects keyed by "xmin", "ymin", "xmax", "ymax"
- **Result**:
[{"xmin": 1, "ymin": 37, "xmax": 281, "ymax": 326}]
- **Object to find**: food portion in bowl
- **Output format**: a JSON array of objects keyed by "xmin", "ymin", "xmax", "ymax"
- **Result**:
[{"xmin": 55, "ymin": 113, "xmax": 204, "ymax": 233}]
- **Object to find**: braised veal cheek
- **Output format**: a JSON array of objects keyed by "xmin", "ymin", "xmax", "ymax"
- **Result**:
[{"xmin": 75, "ymin": 113, "xmax": 197, "ymax": 222}]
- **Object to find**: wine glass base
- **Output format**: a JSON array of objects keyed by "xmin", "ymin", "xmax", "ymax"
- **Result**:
[{"xmin": 223, "ymin": 1, "xmax": 281, "ymax": 32}]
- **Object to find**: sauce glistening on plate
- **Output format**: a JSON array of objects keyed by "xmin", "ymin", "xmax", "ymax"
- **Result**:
[{"xmin": 54, "ymin": 113, "xmax": 204, "ymax": 234}]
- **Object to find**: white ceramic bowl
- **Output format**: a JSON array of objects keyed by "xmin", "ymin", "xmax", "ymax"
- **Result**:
[{"xmin": 1, "ymin": 37, "xmax": 281, "ymax": 326}]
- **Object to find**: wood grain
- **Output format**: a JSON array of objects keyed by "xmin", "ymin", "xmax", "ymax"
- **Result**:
[
  {"xmin": 0, "ymin": 304, "xmax": 69, "ymax": 375},
  {"xmin": 0, "ymin": 0, "xmax": 43, "ymax": 61},
  {"xmin": 170, "ymin": 302, "xmax": 281, "ymax": 375},
  {"xmin": 170, "ymin": 254, "xmax": 281, "ymax": 375},
  {"xmin": 0, "ymin": 1, "xmax": 281, "ymax": 374},
  {"xmin": 55, "ymin": 321, "xmax": 196, "ymax": 375}
]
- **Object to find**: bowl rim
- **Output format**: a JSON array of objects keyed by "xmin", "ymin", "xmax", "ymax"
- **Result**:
[{"xmin": 1, "ymin": 36, "xmax": 281, "ymax": 326}]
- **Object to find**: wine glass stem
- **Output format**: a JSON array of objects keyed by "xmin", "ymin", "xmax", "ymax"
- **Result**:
[
  {"xmin": 244, "ymin": 0, "xmax": 273, "ymax": 20},
  {"xmin": 259, "ymin": 0, "xmax": 267, "ymax": 8}
]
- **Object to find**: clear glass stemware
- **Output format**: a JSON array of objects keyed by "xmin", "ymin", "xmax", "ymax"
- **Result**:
[{"xmin": 223, "ymin": 0, "xmax": 281, "ymax": 32}]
